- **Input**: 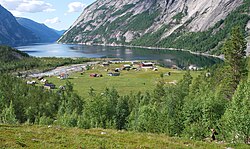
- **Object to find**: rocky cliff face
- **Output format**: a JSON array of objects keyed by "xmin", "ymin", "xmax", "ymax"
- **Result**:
[
  {"xmin": 59, "ymin": 0, "xmax": 250, "ymax": 53},
  {"xmin": 0, "ymin": 5, "xmax": 39, "ymax": 46}
]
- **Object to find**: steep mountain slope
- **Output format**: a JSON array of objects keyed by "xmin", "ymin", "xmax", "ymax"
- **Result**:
[
  {"xmin": 54, "ymin": 30, "xmax": 66, "ymax": 36},
  {"xmin": 0, "ymin": 5, "xmax": 39, "ymax": 46},
  {"xmin": 16, "ymin": 17, "xmax": 60, "ymax": 43},
  {"xmin": 59, "ymin": 0, "xmax": 250, "ymax": 54}
]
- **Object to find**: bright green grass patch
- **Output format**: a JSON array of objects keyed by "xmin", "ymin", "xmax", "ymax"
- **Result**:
[
  {"xmin": 1, "ymin": 124, "xmax": 247, "ymax": 149},
  {"xmin": 41, "ymin": 63, "xmax": 200, "ymax": 97}
]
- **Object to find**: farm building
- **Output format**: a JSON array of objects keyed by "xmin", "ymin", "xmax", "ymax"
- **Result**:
[
  {"xmin": 107, "ymin": 72, "xmax": 120, "ymax": 76},
  {"xmin": 59, "ymin": 73, "xmax": 69, "ymax": 80},
  {"xmin": 90, "ymin": 73, "xmax": 103, "ymax": 77},
  {"xmin": 188, "ymin": 65, "xmax": 198, "ymax": 71},
  {"xmin": 26, "ymin": 80, "xmax": 36, "ymax": 85},
  {"xmin": 115, "ymin": 68, "xmax": 120, "ymax": 72},
  {"xmin": 123, "ymin": 65, "xmax": 131, "ymax": 70},
  {"xmin": 141, "ymin": 62, "xmax": 154, "ymax": 69},
  {"xmin": 102, "ymin": 62, "xmax": 110, "ymax": 67},
  {"xmin": 44, "ymin": 83, "xmax": 55, "ymax": 89},
  {"xmin": 40, "ymin": 79, "xmax": 48, "ymax": 84}
]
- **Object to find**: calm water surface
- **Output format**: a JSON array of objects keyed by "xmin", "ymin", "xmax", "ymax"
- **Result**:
[{"xmin": 16, "ymin": 43, "xmax": 222, "ymax": 68}]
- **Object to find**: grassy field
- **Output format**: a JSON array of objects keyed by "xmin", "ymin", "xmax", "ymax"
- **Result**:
[
  {"xmin": 38, "ymin": 63, "xmax": 200, "ymax": 97},
  {"xmin": 1, "ymin": 124, "xmax": 248, "ymax": 149}
]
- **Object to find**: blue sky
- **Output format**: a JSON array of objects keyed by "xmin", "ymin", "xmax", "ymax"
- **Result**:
[{"xmin": 0, "ymin": 0, "xmax": 96, "ymax": 30}]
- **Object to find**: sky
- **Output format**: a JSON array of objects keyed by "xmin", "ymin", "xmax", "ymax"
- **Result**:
[{"xmin": 0, "ymin": 0, "xmax": 96, "ymax": 30}]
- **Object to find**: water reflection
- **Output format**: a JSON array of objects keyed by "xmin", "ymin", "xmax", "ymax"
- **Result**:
[{"xmin": 16, "ymin": 43, "xmax": 222, "ymax": 68}]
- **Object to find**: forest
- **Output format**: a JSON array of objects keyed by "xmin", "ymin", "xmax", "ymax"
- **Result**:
[{"xmin": 0, "ymin": 26, "xmax": 249, "ymax": 144}]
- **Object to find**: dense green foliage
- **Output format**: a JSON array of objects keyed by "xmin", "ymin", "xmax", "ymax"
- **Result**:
[{"xmin": 126, "ymin": 11, "xmax": 159, "ymax": 31}]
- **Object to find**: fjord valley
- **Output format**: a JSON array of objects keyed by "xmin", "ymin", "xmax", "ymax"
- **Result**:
[
  {"xmin": 0, "ymin": 5, "xmax": 62, "ymax": 46},
  {"xmin": 0, "ymin": 0, "xmax": 250, "ymax": 148}
]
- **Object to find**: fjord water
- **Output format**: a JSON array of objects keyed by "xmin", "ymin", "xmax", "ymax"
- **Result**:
[{"xmin": 16, "ymin": 43, "xmax": 222, "ymax": 68}]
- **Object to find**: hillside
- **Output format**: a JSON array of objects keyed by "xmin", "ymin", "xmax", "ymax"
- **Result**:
[
  {"xmin": 59, "ymin": 0, "xmax": 250, "ymax": 54},
  {"xmin": 0, "ymin": 5, "xmax": 39, "ymax": 46},
  {"xmin": 16, "ymin": 18, "xmax": 61, "ymax": 43},
  {"xmin": 0, "ymin": 46, "xmax": 29, "ymax": 62},
  {"xmin": 1, "ymin": 125, "xmax": 247, "ymax": 149}
]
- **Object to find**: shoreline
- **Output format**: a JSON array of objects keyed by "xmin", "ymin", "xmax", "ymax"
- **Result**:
[{"xmin": 73, "ymin": 42, "xmax": 225, "ymax": 60}]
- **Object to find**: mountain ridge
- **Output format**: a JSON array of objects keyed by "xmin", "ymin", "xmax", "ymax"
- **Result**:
[
  {"xmin": 59, "ymin": 0, "xmax": 250, "ymax": 54},
  {"xmin": 0, "ymin": 5, "xmax": 39, "ymax": 46},
  {"xmin": 16, "ymin": 17, "xmax": 61, "ymax": 43}
]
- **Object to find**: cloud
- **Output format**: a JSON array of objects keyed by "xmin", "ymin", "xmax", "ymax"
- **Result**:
[
  {"xmin": 0, "ymin": 0, "xmax": 55, "ymax": 13},
  {"xmin": 67, "ymin": 2, "xmax": 86, "ymax": 13},
  {"xmin": 44, "ymin": 17, "xmax": 60, "ymax": 24},
  {"xmin": 10, "ymin": 10, "xmax": 23, "ymax": 16}
]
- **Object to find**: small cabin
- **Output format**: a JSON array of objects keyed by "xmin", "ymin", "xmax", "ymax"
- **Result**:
[
  {"xmin": 107, "ymin": 72, "xmax": 120, "ymax": 76},
  {"xmin": 90, "ymin": 73, "xmax": 98, "ymax": 77},
  {"xmin": 40, "ymin": 79, "xmax": 48, "ymax": 84},
  {"xmin": 188, "ymin": 65, "xmax": 198, "ymax": 71},
  {"xmin": 59, "ymin": 73, "xmax": 69, "ymax": 80},
  {"xmin": 115, "ymin": 68, "xmax": 120, "ymax": 72},
  {"xmin": 44, "ymin": 83, "xmax": 55, "ymax": 89},
  {"xmin": 27, "ymin": 80, "xmax": 36, "ymax": 85},
  {"xmin": 122, "ymin": 65, "xmax": 131, "ymax": 70},
  {"xmin": 37, "ymin": 76, "xmax": 44, "ymax": 80},
  {"xmin": 102, "ymin": 62, "xmax": 110, "ymax": 67},
  {"xmin": 141, "ymin": 62, "xmax": 154, "ymax": 69},
  {"xmin": 90, "ymin": 73, "xmax": 102, "ymax": 77}
]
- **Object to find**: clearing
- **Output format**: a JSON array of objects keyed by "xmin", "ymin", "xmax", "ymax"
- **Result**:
[{"xmin": 29, "ymin": 61, "xmax": 201, "ymax": 97}]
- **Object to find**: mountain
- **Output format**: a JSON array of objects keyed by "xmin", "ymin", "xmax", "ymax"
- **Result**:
[
  {"xmin": 54, "ymin": 30, "xmax": 66, "ymax": 36},
  {"xmin": 0, "ymin": 5, "xmax": 39, "ymax": 46},
  {"xmin": 59, "ymin": 0, "xmax": 250, "ymax": 54},
  {"xmin": 0, "ymin": 45, "xmax": 29, "ymax": 63},
  {"xmin": 16, "ymin": 17, "xmax": 60, "ymax": 43}
]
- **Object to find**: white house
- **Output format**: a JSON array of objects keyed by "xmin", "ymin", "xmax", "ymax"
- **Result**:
[
  {"xmin": 188, "ymin": 65, "xmax": 198, "ymax": 71},
  {"xmin": 141, "ymin": 62, "xmax": 154, "ymax": 69}
]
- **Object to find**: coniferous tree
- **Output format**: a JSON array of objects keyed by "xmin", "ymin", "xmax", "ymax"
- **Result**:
[{"xmin": 223, "ymin": 26, "xmax": 247, "ymax": 93}]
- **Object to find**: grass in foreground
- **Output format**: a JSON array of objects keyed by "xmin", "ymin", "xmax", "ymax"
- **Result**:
[
  {"xmin": 1, "ymin": 125, "xmax": 247, "ymax": 149},
  {"xmin": 38, "ymin": 63, "xmax": 200, "ymax": 97}
]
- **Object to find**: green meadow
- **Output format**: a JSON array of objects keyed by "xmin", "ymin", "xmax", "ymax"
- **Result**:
[
  {"xmin": 40, "ymin": 63, "xmax": 200, "ymax": 97},
  {"xmin": 1, "ymin": 125, "xmax": 247, "ymax": 149}
]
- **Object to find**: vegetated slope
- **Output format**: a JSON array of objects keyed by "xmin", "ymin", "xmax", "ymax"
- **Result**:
[
  {"xmin": 0, "ymin": 125, "xmax": 242, "ymax": 149},
  {"xmin": 0, "ymin": 5, "xmax": 39, "ymax": 46},
  {"xmin": 0, "ymin": 46, "xmax": 91, "ymax": 73},
  {"xmin": 16, "ymin": 17, "xmax": 61, "ymax": 43},
  {"xmin": 0, "ymin": 46, "xmax": 29, "ymax": 62},
  {"xmin": 59, "ymin": 0, "xmax": 250, "ymax": 54}
]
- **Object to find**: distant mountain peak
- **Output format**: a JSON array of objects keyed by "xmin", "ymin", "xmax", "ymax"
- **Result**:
[
  {"xmin": 16, "ymin": 17, "xmax": 61, "ymax": 43},
  {"xmin": 0, "ymin": 5, "xmax": 39, "ymax": 46}
]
